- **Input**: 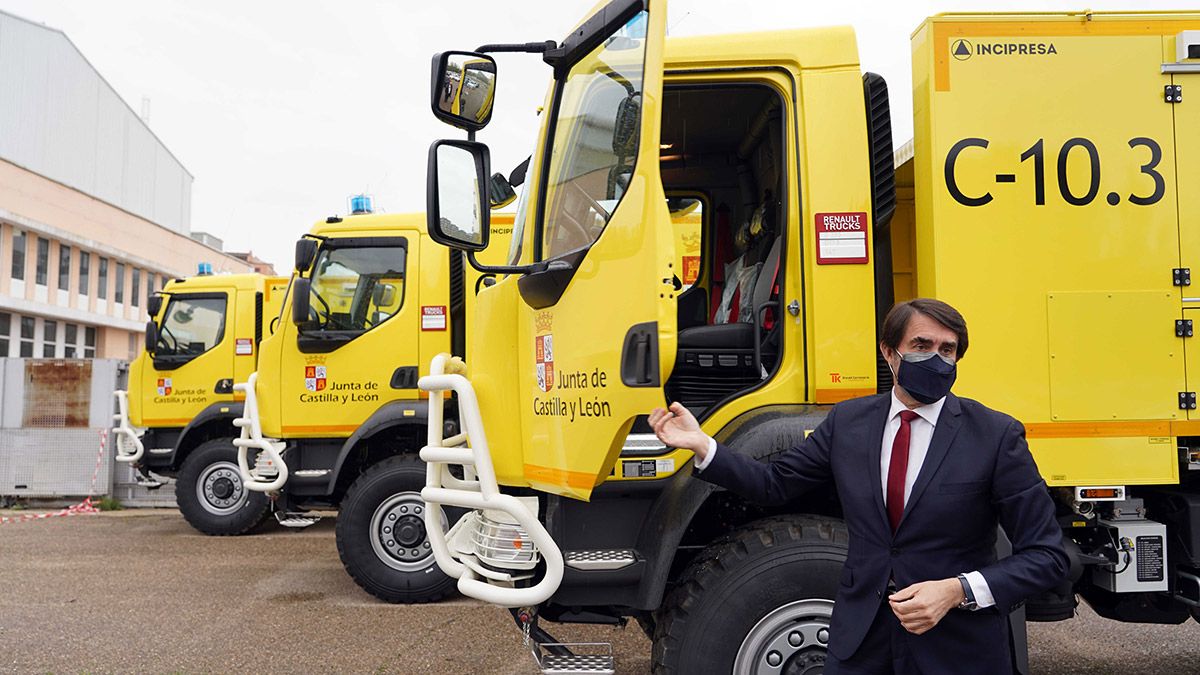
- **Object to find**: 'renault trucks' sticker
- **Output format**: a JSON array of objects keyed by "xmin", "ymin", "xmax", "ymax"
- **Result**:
[
  {"xmin": 421, "ymin": 305, "xmax": 447, "ymax": 331},
  {"xmin": 815, "ymin": 212, "xmax": 869, "ymax": 265},
  {"xmin": 235, "ymin": 338, "xmax": 253, "ymax": 356}
]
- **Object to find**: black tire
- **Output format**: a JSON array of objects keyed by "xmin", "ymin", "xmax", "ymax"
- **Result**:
[
  {"xmin": 336, "ymin": 454, "xmax": 459, "ymax": 603},
  {"xmin": 176, "ymin": 438, "xmax": 272, "ymax": 536},
  {"xmin": 652, "ymin": 514, "xmax": 849, "ymax": 674}
]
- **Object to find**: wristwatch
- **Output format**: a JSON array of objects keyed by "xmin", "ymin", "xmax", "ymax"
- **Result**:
[{"xmin": 956, "ymin": 574, "xmax": 978, "ymax": 611}]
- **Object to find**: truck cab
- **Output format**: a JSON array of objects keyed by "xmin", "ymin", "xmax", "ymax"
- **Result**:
[
  {"xmin": 232, "ymin": 211, "xmax": 513, "ymax": 602},
  {"xmin": 419, "ymin": 3, "xmax": 1200, "ymax": 673},
  {"xmin": 113, "ymin": 272, "xmax": 287, "ymax": 535}
]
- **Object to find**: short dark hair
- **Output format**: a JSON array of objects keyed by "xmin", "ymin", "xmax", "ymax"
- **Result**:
[{"xmin": 881, "ymin": 298, "xmax": 969, "ymax": 360}]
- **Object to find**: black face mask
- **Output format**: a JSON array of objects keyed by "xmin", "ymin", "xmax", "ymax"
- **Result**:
[{"xmin": 894, "ymin": 351, "xmax": 956, "ymax": 405}]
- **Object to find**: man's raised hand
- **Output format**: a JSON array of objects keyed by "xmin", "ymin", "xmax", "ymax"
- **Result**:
[{"xmin": 649, "ymin": 402, "xmax": 710, "ymax": 457}]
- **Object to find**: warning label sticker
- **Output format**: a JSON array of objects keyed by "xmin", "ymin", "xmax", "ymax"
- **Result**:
[
  {"xmin": 421, "ymin": 306, "xmax": 447, "ymax": 331},
  {"xmin": 235, "ymin": 338, "xmax": 253, "ymax": 356},
  {"xmin": 815, "ymin": 212, "xmax": 869, "ymax": 265}
]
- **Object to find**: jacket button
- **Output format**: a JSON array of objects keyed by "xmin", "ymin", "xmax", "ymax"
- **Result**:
[
  {"xmin": 890, "ymin": 547, "xmax": 900, "ymax": 556},
  {"xmin": 876, "ymin": 590, "xmax": 882, "ymax": 598}
]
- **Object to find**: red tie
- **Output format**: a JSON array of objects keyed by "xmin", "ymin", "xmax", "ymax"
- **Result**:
[{"xmin": 887, "ymin": 410, "xmax": 919, "ymax": 533}]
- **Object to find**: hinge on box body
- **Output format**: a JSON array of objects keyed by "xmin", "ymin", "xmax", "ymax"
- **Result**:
[
  {"xmin": 1177, "ymin": 319, "xmax": 1194, "ymax": 338},
  {"xmin": 1175, "ymin": 268, "xmax": 1192, "ymax": 286},
  {"xmin": 1180, "ymin": 391, "xmax": 1197, "ymax": 410},
  {"xmin": 1166, "ymin": 84, "xmax": 1183, "ymax": 103}
]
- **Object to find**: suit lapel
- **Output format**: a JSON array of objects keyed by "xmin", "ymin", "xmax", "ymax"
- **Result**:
[
  {"xmin": 897, "ymin": 393, "xmax": 962, "ymax": 532},
  {"xmin": 864, "ymin": 395, "xmax": 891, "ymax": 533}
]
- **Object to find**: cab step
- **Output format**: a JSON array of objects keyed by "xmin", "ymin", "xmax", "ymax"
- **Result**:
[
  {"xmin": 133, "ymin": 468, "xmax": 169, "ymax": 490},
  {"xmin": 534, "ymin": 643, "xmax": 614, "ymax": 675},
  {"xmin": 275, "ymin": 511, "xmax": 320, "ymax": 528},
  {"xmin": 564, "ymin": 549, "xmax": 637, "ymax": 571}
]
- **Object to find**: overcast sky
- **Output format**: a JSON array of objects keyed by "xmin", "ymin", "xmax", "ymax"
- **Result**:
[{"xmin": 0, "ymin": 0, "xmax": 1194, "ymax": 271}]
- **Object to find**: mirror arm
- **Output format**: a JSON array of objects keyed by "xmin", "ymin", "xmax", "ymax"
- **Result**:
[
  {"xmin": 464, "ymin": 250, "xmax": 537, "ymax": 276},
  {"xmin": 475, "ymin": 41, "xmax": 556, "ymax": 54}
]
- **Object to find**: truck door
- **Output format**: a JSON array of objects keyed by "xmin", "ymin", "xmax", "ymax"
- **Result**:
[
  {"xmin": 515, "ymin": 1, "xmax": 672, "ymax": 500},
  {"xmin": 141, "ymin": 291, "xmax": 233, "ymax": 426},
  {"xmin": 276, "ymin": 237, "xmax": 418, "ymax": 437}
]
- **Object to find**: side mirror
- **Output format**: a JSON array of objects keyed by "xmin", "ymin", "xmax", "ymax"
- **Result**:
[
  {"xmin": 146, "ymin": 294, "xmax": 163, "ymax": 317},
  {"xmin": 372, "ymin": 283, "xmax": 397, "ymax": 308},
  {"xmin": 426, "ymin": 139, "xmax": 490, "ymax": 252},
  {"xmin": 292, "ymin": 277, "xmax": 313, "ymax": 329},
  {"xmin": 430, "ymin": 51, "xmax": 497, "ymax": 131},
  {"xmin": 489, "ymin": 172, "xmax": 516, "ymax": 209},
  {"xmin": 295, "ymin": 239, "xmax": 319, "ymax": 273},
  {"xmin": 144, "ymin": 320, "xmax": 158, "ymax": 354}
]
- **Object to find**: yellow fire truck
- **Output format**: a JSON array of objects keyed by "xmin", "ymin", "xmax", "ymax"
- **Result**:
[
  {"xmin": 231, "ymin": 210, "xmax": 514, "ymax": 602},
  {"xmin": 112, "ymin": 272, "xmax": 287, "ymax": 535},
  {"xmin": 415, "ymin": 3, "xmax": 1200, "ymax": 673}
]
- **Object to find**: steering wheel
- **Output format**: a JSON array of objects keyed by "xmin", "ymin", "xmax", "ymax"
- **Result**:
[
  {"xmin": 552, "ymin": 180, "xmax": 607, "ymax": 248},
  {"xmin": 309, "ymin": 288, "xmax": 332, "ymax": 327},
  {"xmin": 158, "ymin": 323, "xmax": 180, "ymax": 353}
]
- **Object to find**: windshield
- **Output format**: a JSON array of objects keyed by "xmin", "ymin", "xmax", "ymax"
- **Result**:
[
  {"xmin": 308, "ymin": 244, "xmax": 407, "ymax": 332},
  {"xmin": 157, "ymin": 295, "xmax": 226, "ymax": 358},
  {"xmin": 539, "ymin": 10, "xmax": 648, "ymax": 260}
]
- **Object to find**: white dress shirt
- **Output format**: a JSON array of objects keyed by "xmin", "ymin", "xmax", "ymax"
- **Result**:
[{"xmin": 694, "ymin": 389, "xmax": 995, "ymax": 608}]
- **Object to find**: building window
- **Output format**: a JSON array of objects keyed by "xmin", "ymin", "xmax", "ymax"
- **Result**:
[
  {"xmin": 35, "ymin": 237, "xmax": 49, "ymax": 286},
  {"xmin": 0, "ymin": 312, "xmax": 10, "ymax": 357},
  {"xmin": 78, "ymin": 251, "xmax": 90, "ymax": 296},
  {"xmin": 132, "ymin": 268, "xmax": 141, "ymax": 307},
  {"xmin": 84, "ymin": 326, "xmax": 96, "ymax": 358},
  {"xmin": 43, "ymin": 320, "xmax": 57, "ymax": 357},
  {"xmin": 19, "ymin": 316, "xmax": 34, "ymax": 357},
  {"xmin": 98, "ymin": 258, "xmax": 108, "ymax": 299},
  {"xmin": 11, "ymin": 229, "xmax": 26, "ymax": 281},
  {"xmin": 65, "ymin": 323, "xmax": 77, "ymax": 358},
  {"xmin": 58, "ymin": 244, "xmax": 71, "ymax": 291},
  {"xmin": 146, "ymin": 273, "xmax": 156, "ymax": 307},
  {"xmin": 115, "ymin": 262, "xmax": 125, "ymax": 303}
]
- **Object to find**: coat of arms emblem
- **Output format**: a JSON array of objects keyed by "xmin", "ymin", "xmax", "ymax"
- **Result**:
[
  {"xmin": 156, "ymin": 378, "xmax": 172, "ymax": 396},
  {"xmin": 305, "ymin": 365, "xmax": 327, "ymax": 392}
]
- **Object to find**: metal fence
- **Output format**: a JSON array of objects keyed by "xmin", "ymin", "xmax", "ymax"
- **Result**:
[{"xmin": 0, "ymin": 358, "xmax": 173, "ymax": 505}]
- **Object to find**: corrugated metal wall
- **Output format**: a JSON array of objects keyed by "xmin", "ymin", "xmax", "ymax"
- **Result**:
[{"xmin": 0, "ymin": 11, "xmax": 192, "ymax": 235}]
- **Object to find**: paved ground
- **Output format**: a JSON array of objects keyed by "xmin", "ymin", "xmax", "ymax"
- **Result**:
[{"xmin": 0, "ymin": 509, "xmax": 1197, "ymax": 674}]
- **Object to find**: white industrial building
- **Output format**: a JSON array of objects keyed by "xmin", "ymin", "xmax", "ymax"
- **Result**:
[{"xmin": 0, "ymin": 9, "xmax": 252, "ymax": 360}]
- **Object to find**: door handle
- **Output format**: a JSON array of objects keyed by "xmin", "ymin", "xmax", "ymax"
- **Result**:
[
  {"xmin": 214, "ymin": 379, "xmax": 234, "ymax": 394},
  {"xmin": 620, "ymin": 322, "xmax": 659, "ymax": 387}
]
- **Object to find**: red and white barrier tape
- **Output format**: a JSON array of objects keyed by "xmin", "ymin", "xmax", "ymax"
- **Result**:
[{"xmin": 0, "ymin": 429, "xmax": 107, "ymax": 524}]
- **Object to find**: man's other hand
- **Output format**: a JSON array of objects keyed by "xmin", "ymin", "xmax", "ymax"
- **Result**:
[
  {"xmin": 887, "ymin": 578, "xmax": 965, "ymax": 635},
  {"xmin": 649, "ymin": 403, "xmax": 709, "ymax": 457}
]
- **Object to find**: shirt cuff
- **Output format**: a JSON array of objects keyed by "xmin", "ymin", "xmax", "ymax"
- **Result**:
[
  {"xmin": 963, "ymin": 570, "xmax": 996, "ymax": 609},
  {"xmin": 693, "ymin": 437, "xmax": 718, "ymax": 472}
]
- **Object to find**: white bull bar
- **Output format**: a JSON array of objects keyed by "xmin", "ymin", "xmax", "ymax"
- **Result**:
[
  {"xmin": 418, "ymin": 353, "xmax": 564, "ymax": 608},
  {"xmin": 112, "ymin": 390, "xmax": 145, "ymax": 463},
  {"xmin": 232, "ymin": 372, "xmax": 289, "ymax": 492}
]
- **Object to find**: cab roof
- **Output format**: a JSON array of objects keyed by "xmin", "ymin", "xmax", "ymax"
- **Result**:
[
  {"xmin": 162, "ymin": 272, "xmax": 283, "ymax": 293},
  {"xmin": 308, "ymin": 212, "xmax": 428, "ymax": 239},
  {"xmin": 664, "ymin": 26, "xmax": 860, "ymax": 71}
]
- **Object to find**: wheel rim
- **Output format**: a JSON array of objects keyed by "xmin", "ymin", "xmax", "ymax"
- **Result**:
[
  {"xmin": 369, "ymin": 491, "xmax": 441, "ymax": 572},
  {"xmin": 733, "ymin": 598, "xmax": 834, "ymax": 675},
  {"xmin": 197, "ymin": 460, "xmax": 249, "ymax": 516}
]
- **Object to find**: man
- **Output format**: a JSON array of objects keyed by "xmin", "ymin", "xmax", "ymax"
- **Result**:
[{"xmin": 649, "ymin": 298, "xmax": 1068, "ymax": 674}]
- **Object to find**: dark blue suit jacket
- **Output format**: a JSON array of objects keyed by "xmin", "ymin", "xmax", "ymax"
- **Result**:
[{"xmin": 698, "ymin": 393, "xmax": 1068, "ymax": 673}]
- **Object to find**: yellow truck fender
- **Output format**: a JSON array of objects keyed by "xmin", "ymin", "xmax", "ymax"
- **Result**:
[
  {"xmin": 326, "ymin": 399, "xmax": 430, "ymax": 495},
  {"xmin": 169, "ymin": 401, "xmax": 247, "ymax": 470}
]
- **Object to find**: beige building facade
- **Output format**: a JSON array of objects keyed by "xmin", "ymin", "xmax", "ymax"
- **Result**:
[{"xmin": 0, "ymin": 10, "xmax": 252, "ymax": 360}]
